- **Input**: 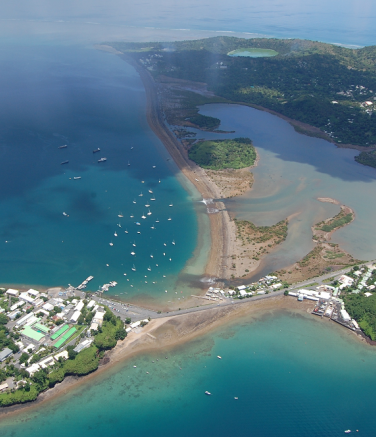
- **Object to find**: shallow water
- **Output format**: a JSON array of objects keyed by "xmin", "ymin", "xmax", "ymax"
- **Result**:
[
  {"xmin": 2, "ymin": 310, "xmax": 376, "ymax": 436},
  {"xmin": 197, "ymin": 104, "xmax": 376, "ymax": 278}
]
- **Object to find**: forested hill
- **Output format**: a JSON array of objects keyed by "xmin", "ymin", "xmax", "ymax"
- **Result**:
[{"xmin": 111, "ymin": 37, "xmax": 376, "ymax": 149}]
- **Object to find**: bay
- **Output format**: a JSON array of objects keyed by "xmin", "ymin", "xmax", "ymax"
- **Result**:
[
  {"xmin": 0, "ymin": 40, "xmax": 207, "ymax": 305},
  {"xmin": 2, "ymin": 310, "xmax": 376, "ymax": 436}
]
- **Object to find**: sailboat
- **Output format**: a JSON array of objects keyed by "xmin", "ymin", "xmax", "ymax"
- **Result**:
[
  {"xmin": 151, "ymin": 225, "xmax": 155, "ymax": 229},
  {"xmin": 148, "ymin": 190, "xmax": 153, "ymax": 194},
  {"xmin": 133, "ymin": 241, "xmax": 136, "ymax": 247},
  {"xmin": 145, "ymin": 203, "xmax": 150, "ymax": 207},
  {"xmin": 118, "ymin": 212, "xmax": 124, "ymax": 217},
  {"xmin": 168, "ymin": 217, "xmax": 172, "ymax": 221},
  {"xmin": 117, "ymin": 223, "xmax": 122, "ymax": 228},
  {"xmin": 132, "ymin": 264, "xmax": 136, "ymax": 271},
  {"xmin": 150, "ymin": 254, "xmax": 154, "ymax": 258},
  {"xmin": 128, "ymin": 161, "xmax": 130, "ymax": 166},
  {"xmin": 156, "ymin": 219, "xmax": 160, "ymax": 223},
  {"xmin": 125, "ymin": 229, "xmax": 128, "ymax": 234},
  {"xmin": 139, "ymin": 192, "xmax": 143, "ymax": 197},
  {"xmin": 147, "ymin": 266, "xmax": 151, "ymax": 271},
  {"xmin": 114, "ymin": 231, "xmax": 118, "ymax": 237},
  {"xmin": 169, "ymin": 203, "xmax": 173, "ymax": 207},
  {"xmin": 141, "ymin": 213, "xmax": 146, "ymax": 219},
  {"xmin": 172, "ymin": 240, "xmax": 175, "ymax": 245},
  {"xmin": 147, "ymin": 209, "xmax": 152, "ymax": 216},
  {"xmin": 151, "ymin": 197, "xmax": 156, "ymax": 201},
  {"xmin": 109, "ymin": 242, "xmax": 114, "ymax": 246},
  {"xmin": 131, "ymin": 251, "xmax": 135, "ymax": 256},
  {"xmin": 133, "ymin": 199, "xmax": 136, "ymax": 204}
]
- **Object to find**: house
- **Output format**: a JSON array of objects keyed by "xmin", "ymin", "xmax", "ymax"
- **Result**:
[
  {"xmin": 54, "ymin": 351, "xmax": 69, "ymax": 361},
  {"xmin": 42, "ymin": 302, "xmax": 54, "ymax": 312},
  {"xmin": 0, "ymin": 347, "xmax": 13, "ymax": 362},
  {"xmin": 70, "ymin": 310, "xmax": 81, "ymax": 323},
  {"xmin": 5, "ymin": 289, "xmax": 19, "ymax": 297},
  {"xmin": 0, "ymin": 383, "xmax": 9, "ymax": 392},
  {"xmin": 19, "ymin": 292, "xmax": 35, "ymax": 305},
  {"xmin": 27, "ymin": 289, "xmax": 40, "ymax": 298}
]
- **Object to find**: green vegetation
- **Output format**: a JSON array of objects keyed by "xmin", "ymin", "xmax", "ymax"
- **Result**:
[
  {"xmin": 188, "ymin": 137, "xmax": 256, "ymax": 170},
  {"xmin": 112, "ymin": 36, "xmax": 376, "ymax": 148},
  {"xmin": 317, "ymin": 211, "xmax": 353, "ymax": 233},
  {"xmin": 186, "ymin": 114, "xmax": 220, "ymax": 130},
  {"xmin": 355, "ymin": 150, "xmax": 376, "ymax": 168},
  {"xmin": 235, "ymin": 218, "xmax": 288, "ymax": 245},
  {"xmin": 0, "ymin": 308, "xmax": 127, "ymax": 407},
  {"xmin": 344, "ymin": 294, "xmax": 376, "ymax": 340}
]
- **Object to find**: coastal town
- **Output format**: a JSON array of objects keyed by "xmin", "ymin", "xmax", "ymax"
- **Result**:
[{"xmin": 1, "ymin": 260, "xmax": 375, "ymax": 402}]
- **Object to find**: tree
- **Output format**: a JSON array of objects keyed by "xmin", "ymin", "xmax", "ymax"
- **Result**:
[
  {"xmin": 67, "ymin": 346, "xmax": 77, "ymax": 360},
  {"xmin": 32, "ymin": 369, "xmax": 47, "ymax": 386},
  {"xmin": 0, "ymin": 313, "xmax": 8, "ymax": 325},
  {"xmin": 125, "ymin": 318, "xmax": 131, "ymax": 325},
  {"xmin": 115, "ymin": 328, "xmax": 127, "ymax": 341},
  {"xmin": 19, "ymin": 352, "xmax": 29, "ymax": 365},
  {"xmin": 77, "ymin": 314, "xmax": 85, "ymax": 325}
]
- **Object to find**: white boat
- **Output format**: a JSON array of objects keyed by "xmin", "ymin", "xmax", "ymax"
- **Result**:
[
  {"xmin": 133, "ymin": 199, "xmax": 136, "ymax": 204},
  {"xmin": 137, "ymin": 231, "xmax": 141, "ymax": 234},
  {"xmin": 169, "ymin": 258, "xmax": 172, "ymax": 261},
  {"xmin": 145, "ymin": 204, "xmax": 150, "ymax": 207},
  {"xmin": 109, "ymin": 242, "xmax": 113, "ymax": 246},
  {"xmin": 117, "ymin": 223, "xmax": 122, "ymax": 228},
  {"xmin": 234, "ymin": 397, "xmax": 238, "ymax": 400},
  {"xmin": 125, "ymin": 229, "xmax": 128, "ymax": 233},
  {"xmin": 131, "ymin": 252, "xmax": 135, "ymax": 255},
  {"xmin": 172, "ymin": 240, "xmax": 175, "ymax": 245},
  {"xmin": 205, "ymin": 391, "xmax": 211, "ymax": 396},
  {"xmin": 147, "ymin": 209, "xmax": 152, "ymax": 216},
  {"xmin": 133, "ymin": 242, "xmax": 136, "ymax": 247},
  {"xmin": 151, "ymin": 226, "xmax": 155, "ymax": 229},
  {"xmin": 73, "ymin": 176, "xmax": 81, "ymax": 180},
  {"xmin": 159, "ymin": 179, "xmax": 161, "ymax": 183},
  {"xmin": 344, "ymin": 431, "xmax": 351, "ymax": 434},
  {"xmin": 128, "ymin": 161, "xmax": 130, "ymax": 166},
  {"xmin": 163, "ymin": 243, "xmax": 167, "ymax": 246},
  {"xmin": 141, "ymin": 213, "xmax": 146, "ymax": 219},
  {"xmin": 139, "ymin": 192, "xmax": 143, "ymax": 197},
  {"xmin": 118, "ymin": 212, "xmax": 123, "ymax": 217},
  {"xmin": 163, "ymin": 253, "xmax": 165, "ymax": 256},
  {"xmin": 130, "ymin": 215, "xmax": 134, "ymax": 218},
  {"xmin": 150, "ymin": 254, "xmax": 154, "ymax": 258},
  {"xmin": 151, "ymin": 197, "xmax": 156, "ymax": 201},
  {"xmin": 135, "ymin": 222, "xmax": 141, "ymax": 225},
  {"xmin": 148, "ymin": 190, "xmax": 153, "ymax": 194},
  {"xmin": 169, "ymin": 203, "xmax": 173, "ymax": 207},
  {"xmin": 98, "ymin": 157, "xmax": 107, "ymax": 162},
  {"xmin": 217, "ymin": 356, "xmax": 222, "ymax": 359},
  {"xmin": 156, "ymin": 219, "xmax": 160, "ymax": 223},
  {"xmin": 131, "ymin": 265, "xmax": 136, "ymax": 271},
  {"xmin": 168, "ymin": 217, "xmax": 172, "ymax": 221},
  {"xmin": 147, "ymin": 266, "xmax": 151, "ymax": 271},
  {"xmin": 114, "ymin": 232, "xmax": 118, "ymax": 237},
  {"xmin": 152, "ymin": 165, "xmax": 156, "ymax": 168},
  {"xmin": 62, "ymin": 212, "xmax": 69, "ymax": 217}
]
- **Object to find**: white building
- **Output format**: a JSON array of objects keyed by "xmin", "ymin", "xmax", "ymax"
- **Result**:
[
  {"xmin": 6, "ymin": 288, "xmax": 19, "ymax": 297},
  {"xmin": 42, "ymin": 302, "xmax": 54, "ymax": 311},
  {"xmin": 70, "ymin": 310, "xmax": 81, "ymax": 323},
  {"xmin": 18, "ymin": 292, "xmax": 35, "ymax": 304},
  {"xmin": 27, "ymin": 289, "xmax": 40, "ymax": 297},
  {"xmin": 75, "ymin": 301, "xmax": 85, "ymax": 312},
  {"xmin": 87, "ymin": 300, "xmax": 96, "ymax": 309}
]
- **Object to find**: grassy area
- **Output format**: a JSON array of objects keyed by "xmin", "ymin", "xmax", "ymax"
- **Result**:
[
  {"xmin": 235, "ymin": 218, "xmax": 288, "ymax": 245},
  {"xmin": 188, "ymin": 137, "xmax": 256, "ymax": 170},
  {"xmin": 317, "ymin": 210, "xmax": 353, "ymax": 233}
]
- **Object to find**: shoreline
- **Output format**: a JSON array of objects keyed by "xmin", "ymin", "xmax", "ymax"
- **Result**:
[
  {"xmin": 2, "ymin": 292, "xmax": 373, "ymax": 419},
  {"xmin": 122, "ymin": 54, "xmax": 232, "ymax": 281},
  {"xmin": 0, "ymin": 295, "xmax": 317, "ymax": 419}
]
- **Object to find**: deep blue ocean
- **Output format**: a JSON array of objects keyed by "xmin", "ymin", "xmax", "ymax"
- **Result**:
[{"xmin": 0, "ymin": 41, "xmax": 205, "ymax": 305}]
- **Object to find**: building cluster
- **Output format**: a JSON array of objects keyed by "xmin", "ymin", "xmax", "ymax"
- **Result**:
[
  {"xmin": 287, "ymin": 264, "xmax": 376, "ymax": 333},
  {"xmin": 226, "ymin": 275, "xmax": 283, "ymax": 299},
  {"xmin": 0, "ymin": 287, "xmax": 108, "ymax": 387}
]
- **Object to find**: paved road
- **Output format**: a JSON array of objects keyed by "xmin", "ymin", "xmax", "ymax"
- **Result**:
[{"xmin": 87, "ymin": 261, "xmax": 376, "ymax": 323}]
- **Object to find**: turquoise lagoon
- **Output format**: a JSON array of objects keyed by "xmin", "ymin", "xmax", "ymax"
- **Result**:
[
  {"xmin": 0, "ymin": 41, "xmax": 208, "ymax": 304},
  {"xmin": 2, "ymin": 310, "xmax": 376, "ymax": 436}
]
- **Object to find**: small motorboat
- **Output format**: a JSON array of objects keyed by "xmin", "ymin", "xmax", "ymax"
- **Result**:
[
  {"xmin": 205, "ymin": 391, "xmax": 211, "ymax": 396},
  {"xmin": 109, "ymin": 242, "xmax": 113, "ymax": 246}
]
